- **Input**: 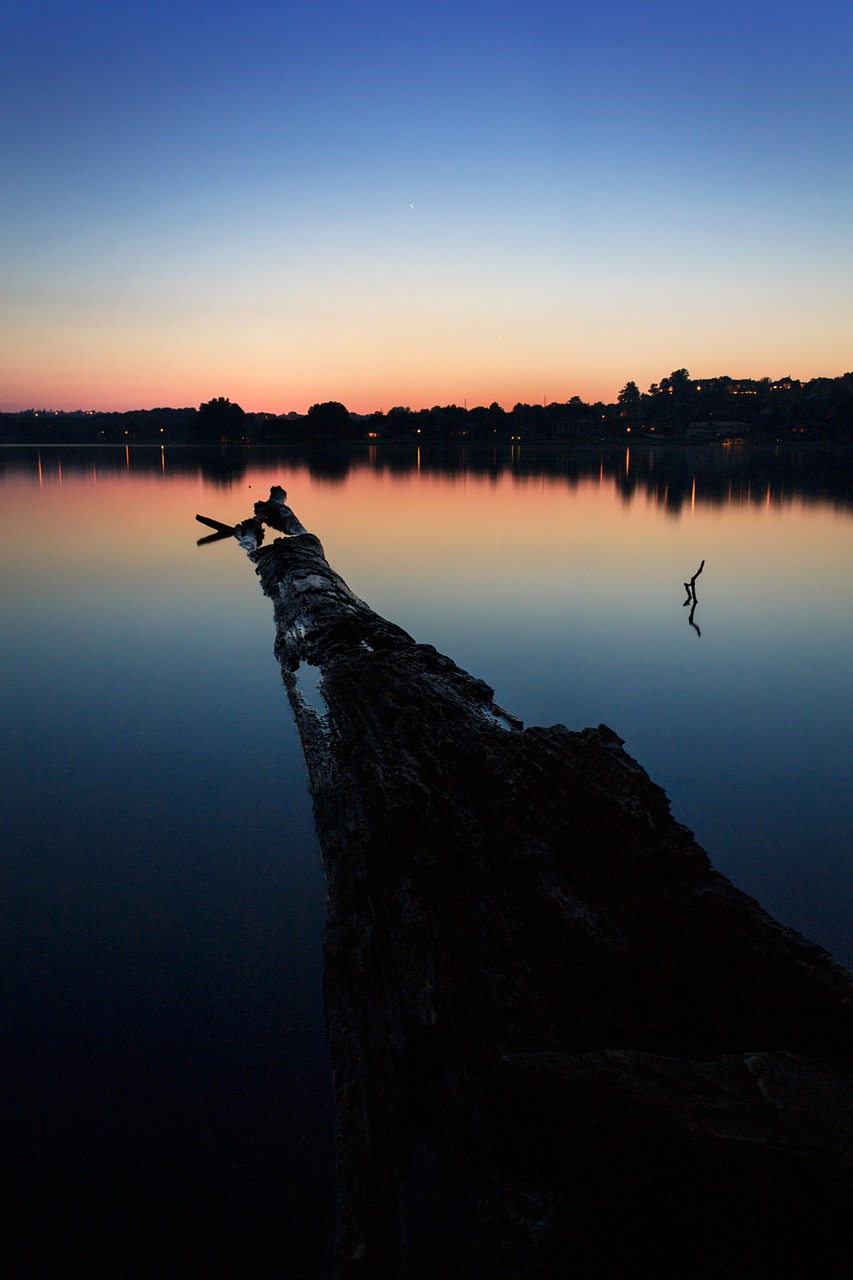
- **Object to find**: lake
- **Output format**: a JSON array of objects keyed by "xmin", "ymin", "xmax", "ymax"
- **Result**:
[{"xmin": 1, "ymin": 442, "xmax": 851, "ymax": 1276}]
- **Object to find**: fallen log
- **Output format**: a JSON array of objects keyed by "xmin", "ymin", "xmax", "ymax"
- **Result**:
[{"xmin": 197, "ymin": 488, "xmax": 852, "ymax": 1278}]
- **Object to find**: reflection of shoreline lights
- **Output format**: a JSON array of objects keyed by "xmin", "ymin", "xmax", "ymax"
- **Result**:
[
  {"xmin": 5, "ymin": 446, "xmax": 851, "ymax": 520},
  {"xmin": 3, "ymin": 447, "xmax": 851, "ymax": 665}
]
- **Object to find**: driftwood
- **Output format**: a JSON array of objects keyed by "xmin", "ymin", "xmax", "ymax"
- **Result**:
[{"xmin": 197, "ymin": 488, "xmax": 852, "ymax": 1278}]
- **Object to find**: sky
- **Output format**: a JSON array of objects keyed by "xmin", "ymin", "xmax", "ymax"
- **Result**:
[{"xmin": 2, "ymin": 0, "xmax": 852, "ymax": 414}]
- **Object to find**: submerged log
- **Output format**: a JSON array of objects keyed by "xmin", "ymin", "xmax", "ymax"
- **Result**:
[{"xmin": 198, "ymin": 488, "xmax": 852, "ymax": 1278}]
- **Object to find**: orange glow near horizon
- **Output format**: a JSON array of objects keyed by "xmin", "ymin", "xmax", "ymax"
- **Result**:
[
  {"xmin": 4, "ymin": 4, "xmax": 852, "ymax": 426},
  {"xmin": 5, "ymin": 345, "xmax": 852, "ymax": 418}
]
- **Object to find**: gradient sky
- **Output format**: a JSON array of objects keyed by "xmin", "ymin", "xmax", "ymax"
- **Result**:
[{"xmin": 2, "ymin": 0, "xmax": 851, "ymax": 413}]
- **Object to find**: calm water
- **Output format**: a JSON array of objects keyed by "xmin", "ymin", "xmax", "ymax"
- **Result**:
[{"xmin": 1, "ymin": 442, "xmax": 851, "ymax": 1276}]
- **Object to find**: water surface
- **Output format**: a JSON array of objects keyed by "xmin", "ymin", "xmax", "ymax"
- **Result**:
[{"xmin": 1, "ymin": 442, "xmax": 850, "ymax": 1275}]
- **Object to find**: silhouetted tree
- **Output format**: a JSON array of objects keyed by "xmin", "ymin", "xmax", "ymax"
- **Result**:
[
  {"xmin": 197, "ymin": 397, "xmax": 246, "ymax": 442},
  {"xmin": 306, "ymin": 401, "xmax": 351, "ymax": 440},
  {"xmin": 617, "ymin": 381, "xmax": 642, "ymax": 429},
  {"xmin": 384, "ymin": 406, "xmax": 414, "ymax": 438}
]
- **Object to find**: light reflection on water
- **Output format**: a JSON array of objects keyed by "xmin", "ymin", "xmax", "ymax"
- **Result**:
[{"xmin": 1, "ymin": 443, "xmax": 851, "ymax": 1274}]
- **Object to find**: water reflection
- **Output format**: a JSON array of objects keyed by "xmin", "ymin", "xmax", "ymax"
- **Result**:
[
  {"xmin": 3, "ymin": 441, "xmax": 853, "ymax": 512},
  {"xmin": 1, "ymin": 442, "xmax": 851, "ymax": 1275}
]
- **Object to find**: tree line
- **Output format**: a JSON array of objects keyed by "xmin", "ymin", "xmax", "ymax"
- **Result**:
[{"xmin": 3, "ymin": 373, "xmax": 852, "ymax": 446}]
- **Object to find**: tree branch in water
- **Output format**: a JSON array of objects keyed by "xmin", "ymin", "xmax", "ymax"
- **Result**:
[{"xmin": 683, "ymin": 558, "xmax": 705, "ymax": 636}]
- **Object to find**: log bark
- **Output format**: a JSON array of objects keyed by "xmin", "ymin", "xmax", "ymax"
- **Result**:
[{"xmin": 198, "ymin": 489, "xmax": 853, "ymax": 1278}]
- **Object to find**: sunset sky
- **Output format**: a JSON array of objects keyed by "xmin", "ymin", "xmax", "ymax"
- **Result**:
[{"xmin": 3, "ymin": 0, "xmax": 851, "ymax": 414}]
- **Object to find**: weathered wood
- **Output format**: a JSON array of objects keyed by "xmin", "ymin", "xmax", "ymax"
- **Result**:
[{"xmin": 197, "ymin": 491, "xmax": 852, "ymax": 1278}]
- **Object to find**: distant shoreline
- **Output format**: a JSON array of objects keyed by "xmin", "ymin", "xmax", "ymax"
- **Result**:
[
  {"xmin": 3, "ymin": 373, "xmax": 852, "ymax": 447},
  {"xmin": 3, "ymin": 437, "xmax": 851, "ymax": 451}
]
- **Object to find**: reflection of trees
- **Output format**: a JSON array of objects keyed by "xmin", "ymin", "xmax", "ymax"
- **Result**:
[
  {"xmin": 286, "ymin": 442, "xmax": 853, "ymax": 511},
  {"xmin": 301, "ymin": 447, "xmax": 352, "ymax": 482},
  {"xmin": 196, "ymin": 448, "xmax": 250, "ymax": 487},
  {"xmin": 402, "ymin": 444, "xmax": 853, "ymax": 512},
  {"xmin": 605, "ymin": 445, "xmax": 853, "ymax": 513},
  {"xmin": 2, "ymin": 443, "xmax": 852, "ymax": 512},
  {"xmin": 0, "ymin": 445, "xmax": 249, "ymax": 488}
]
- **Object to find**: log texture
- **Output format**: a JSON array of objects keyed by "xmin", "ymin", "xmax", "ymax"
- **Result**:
[{"xmin": 198, "ymin": 488, "xmax": 852, "ymax": 1278}]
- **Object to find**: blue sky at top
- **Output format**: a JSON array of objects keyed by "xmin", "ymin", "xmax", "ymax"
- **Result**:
[{"xmin": 2, "ymin": 0, "xmax": 851, "ymax": 410}]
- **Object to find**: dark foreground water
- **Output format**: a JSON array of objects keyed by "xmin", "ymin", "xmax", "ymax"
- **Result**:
[{"xmin": 1, "ymin": 443, "xmax": 851, "ymax": 1276}]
